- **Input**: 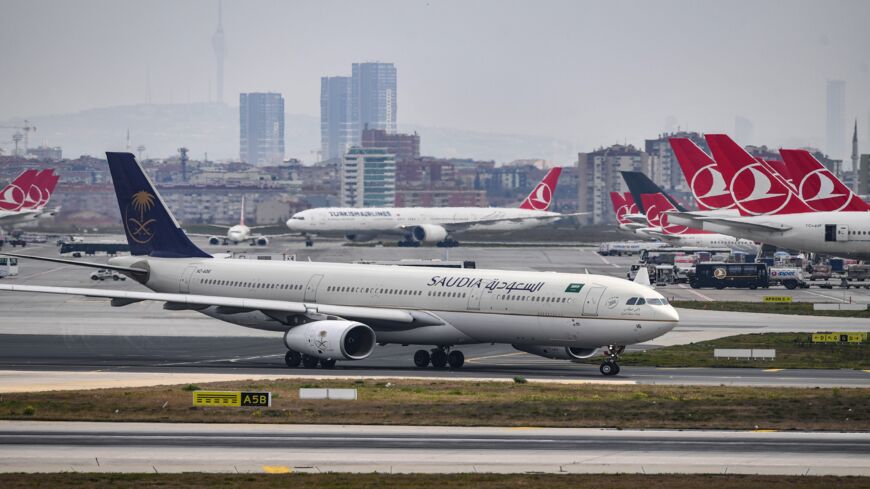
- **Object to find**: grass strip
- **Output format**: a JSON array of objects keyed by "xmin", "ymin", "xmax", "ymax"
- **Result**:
[
  {"xmin": 672, "ymin": 300, "xmax": 870, "ymax": 318},
  {"xmin": 0, "ymin": 473, "xmax": 868, "ymax": 489},
  {"xmin": 1, "ymin": 379, "xmax": 867, "ymax": 431}
]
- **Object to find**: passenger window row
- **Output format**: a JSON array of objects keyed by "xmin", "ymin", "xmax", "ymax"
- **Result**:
[
  {"xmin": 326, "ymin": 286, "xmax": 423, "ymax": 296},
  {"xmin": 497, "ymin": 295, "xmax": 568, "ymax": 303},
  {"xmin": 200, "ymin": 278, "xmax": 303, "ymax": 290}
]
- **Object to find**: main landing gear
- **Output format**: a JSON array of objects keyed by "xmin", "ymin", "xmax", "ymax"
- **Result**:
[
  {"xmin": 284, "ymin": 349, "xmax": 336, "ymax": 369},
  {"xmin": 436, "ymin": 239, "xmax": 460, "ymax": 248},
  {"xmin": 414, "ymin": 347, "xmax": 465, "ymax": 369},
  {"xmin": 397, "ymin": 239, "xmax": 421, "ymax": 247},
  {"xmin": 599, "ymin": 345, "xmax": 625, "ymax": 376},
  {"xmin": 304, "ymin": 237, "xmax": 314, "ymax": 247}
]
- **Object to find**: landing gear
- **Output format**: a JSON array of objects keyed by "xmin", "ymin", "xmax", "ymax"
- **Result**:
[
  {"xmin": 436, "ymin": 239, "xmax": 460, "ymax": 248},
  {"xmin": 304, "ymin": 237, "xmax": 314, "ymax": 247},
  {"xmin": 397, "ymin": 239, "xmax": 421, "ymax": 247},
  {"xmin": 599, "ymin": 345, "xmax": 625, "ymax": 376},
  {"xmin": 413, "ymin": 349, "xmax": 430, "ymax": 368},
  {"xmin": 284, "ymin": 350, "xmax": 301, "ymax": 368},
  {"xmin": 430, "ymin": 349, "xmax": 448, "ymax": 368},
  {"xmin": 447, "ymin": 350, "xmax": 465, "ymax": 369},
  {"xmin": 301, "ymin": 354, "xmax": 320, "ymax": 368},
  {"xmin": 320, "ymin": 358, "xmax": 336, "ymax": 369}
]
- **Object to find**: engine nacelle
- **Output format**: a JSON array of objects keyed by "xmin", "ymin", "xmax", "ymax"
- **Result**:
[
  {"xmin": 411, "ymin": 224, "xmax": 448, "ymax": 243},
  {"xmin": 283, "ymin": 320, "xmax": 376, "ymax": 360},
  {"xmin": 345, "ymin": 232, "xmax": 377, "ymax": 242},
  {"xmin": 513, "ymin": 344, "xmax": 599, "ymax": 361},
  {"xmin": 208, "ymin": 236, "xmax": 221, "ymax": 245},
  {"xmin": 255, "ymin": 236, "xmax": 269, "ymax": 246}
]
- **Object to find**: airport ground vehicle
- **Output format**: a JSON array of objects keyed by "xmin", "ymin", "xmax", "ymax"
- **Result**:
[
  {"xmin": 59, "ymin": 241, "xmax": 130, "ymax": 256},
  {"xmin": 0, "ymin": 257, "xmax": 19, "ymax": 278},
  {"xmin": 598, "ymin": 241, "xmax": 666, "ymax": 256},
  {"xmin": 90, "ymin": 269, "xmax": 126, "ymax": 281},
  {"xmin": 689, "ymin": 263, "xmax": 769, "ymax": 289}
]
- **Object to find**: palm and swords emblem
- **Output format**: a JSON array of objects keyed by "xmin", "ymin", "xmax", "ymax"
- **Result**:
[{"xmin": 126, "ymin": 190, "xmax": 157, "ymax": 243}]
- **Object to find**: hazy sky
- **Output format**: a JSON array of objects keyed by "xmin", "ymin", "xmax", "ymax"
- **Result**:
[{"xmin": 1, "ymin": 0, "xmax": 869, "ymax": 155}]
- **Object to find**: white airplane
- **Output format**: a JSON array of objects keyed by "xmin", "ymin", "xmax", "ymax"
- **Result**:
[
  {"xmin": 191, "ymin": 196, "xmax": 291, "ymax": 247},
  {"xmin": 0, "ymin": 152, "xmax": 679, "ymax": 376},
  {"xmin": 0, "ymin": 169, "xmax": 60, "ymax": 226},
  {"xmin": 666, "ymin": 134, "xmax": 870, "ymax": 259},
  {"xmin": 285, "ymin": 167, "xmax": 581, "ymax": 247}
]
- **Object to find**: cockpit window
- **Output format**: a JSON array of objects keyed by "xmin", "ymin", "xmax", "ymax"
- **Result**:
[
  {"xmin": 292, "ymin": 216, "xmax": 305, "ymax": 220},
  {"xmin": 626, "ymin": 297, "xmax": 638, "ymax": 305},
  {"xmin": 635, "ymin": 298, "xmax": 646, "ymax": 305},
  {"xmin": 646, "ymin": 298, "xmax": 663, "ymax": 305}
]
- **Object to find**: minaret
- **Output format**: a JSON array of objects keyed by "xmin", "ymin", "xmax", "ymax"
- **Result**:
[
  {"xmin": 211, "ymin": 1, "xmax": 226, "ymax": 104},
  {"xmin": 852, "ymin": 119, "xmax": 859, "ymax": 193}
]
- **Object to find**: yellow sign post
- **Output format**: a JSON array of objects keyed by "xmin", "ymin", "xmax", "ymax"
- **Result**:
[
  {"xmin": 763, "ymin": 296, "xmax": 792, "ymax": 303},
  {"xmin": 193, "ymin": 391, "xmax": 271, "ymax": 407},
  {"xmin": 811, "ymin": 333, "xmax": 867, "ymax": 344}
]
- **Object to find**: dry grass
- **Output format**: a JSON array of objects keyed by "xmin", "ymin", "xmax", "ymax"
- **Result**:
[{"xmin": 1, "ymin": 379, "xmax": 867, "ymax": 431}]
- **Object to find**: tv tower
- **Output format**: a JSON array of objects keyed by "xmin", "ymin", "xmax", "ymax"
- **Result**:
[{"xmin": 212, "ymin": 1, "xmax": 226, "ymax": 104}]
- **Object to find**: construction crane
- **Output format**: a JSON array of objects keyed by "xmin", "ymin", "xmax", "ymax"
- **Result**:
[{"xmin": 0, "ymin": 120, "xmax": 37, "ymax": 153}]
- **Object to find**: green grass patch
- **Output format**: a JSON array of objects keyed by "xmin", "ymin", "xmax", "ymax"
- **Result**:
[
  {"xmin": 672, "ymin": 300, "xmax": 870, "ymax": 318},
  {"xmin": 0, "ymin": 473, "xmax": 867, "ymax": 489},
  {"xmin": 0, "ymin": 379, "xmax": 867, "ymax": 431},
  {"xmin": 601, "ymin": 333, "xmax": 870, "ymax": 369}
]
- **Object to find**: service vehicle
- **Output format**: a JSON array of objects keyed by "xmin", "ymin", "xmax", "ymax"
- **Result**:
[
  {"xmin": 689, "ymin": 262, "xmax": 769, "ymax": 289},
  {"xmin": 90, "ymin": 269, "xmax": 127, "ymax": 281}
]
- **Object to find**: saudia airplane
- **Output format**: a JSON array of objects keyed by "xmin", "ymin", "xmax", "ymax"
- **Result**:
[
  {"xmin": 285, "ymin": 167, "xmax": 581, "ymax": 247},
  {"xmin": 0, "ymin": 153, "xmax": 679, "ymax": 376}
]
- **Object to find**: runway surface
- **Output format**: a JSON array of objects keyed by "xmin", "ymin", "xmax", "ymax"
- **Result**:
[
  {"xmin": 0, "ymin": 334, "xmax": 867, "ymax": 389},
  {"xmin": 1, "ymin": 421, "xmax": 867, "ymax": 475}
]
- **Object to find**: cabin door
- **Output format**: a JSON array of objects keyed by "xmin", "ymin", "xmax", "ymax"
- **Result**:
[
  {"xmin": 581, "ymin": 286, "xmax": 606, "ymax": 317},
  {"xmin": 178, "ymin": 265, "xmax": 198, "ymax": 294},
  {"xmin": 304, "ymin": 274, "xmax": 324, "ymax": 302}
]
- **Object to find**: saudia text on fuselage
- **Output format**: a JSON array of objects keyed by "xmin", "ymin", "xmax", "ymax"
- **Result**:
[{"xmin": 427, "ymin": 275, "xmax": 546, "ymax": 293}]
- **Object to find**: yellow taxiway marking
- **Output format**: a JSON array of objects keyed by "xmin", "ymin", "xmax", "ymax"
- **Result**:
[
  {"xmin": 465, "ymin": 352, "xmax": 526, "ymax": 363},
  {"xmin": 764, "ymin": 369, "xmax": 784, "ymax": 372},
  {"xmin": 262, "ymin": 465, "xmax": 292, "ymax": 474},
  {"xmin": 753, "ymin": 429, "xmax": 779, "ymax": 432},
  {"xmin": 863, "ymin": 370, "xmax": 870, "ymax": 374}
]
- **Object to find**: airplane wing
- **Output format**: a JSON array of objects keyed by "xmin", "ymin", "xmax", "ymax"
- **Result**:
[
  {"xmin": 402, "ymin": 212, "xmax": 586, "ymax": 233},
  {"xmin": 0, "ymin": 284, "xmax": 443, "ymax": 327},
  {"xmin": 691, "ymin": 217, "xmax": 792, "ymax": 233}
]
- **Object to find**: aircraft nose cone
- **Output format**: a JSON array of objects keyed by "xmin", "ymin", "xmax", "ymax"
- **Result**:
[{"xmin": 657, "ymin": 305, "xmax": 680, "ymax": 331}]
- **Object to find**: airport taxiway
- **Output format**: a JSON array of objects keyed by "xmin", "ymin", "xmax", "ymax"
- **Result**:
[{"xmin": 0, "ymin": 421, "xmax": 867, "ymax": 475}]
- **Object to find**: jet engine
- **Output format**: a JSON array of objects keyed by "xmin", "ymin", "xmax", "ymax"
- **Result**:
[
  {"xmin": 208, "ymin": 236, "xmax": 221, "ymax": 245},
  {"xmin": 255, "ymin": 236, "xmax": 269, "ymax": 246},
  {"xmin": 513, "ymin": 344, "xmax": 599, "ymax": 361},
  {"xmin": 411, "ymin": 224, "xmax": 448, "ymax": 243},
  {"xmin": 283, "ymin": 320, "xmax": 376, "ymax": 360}
]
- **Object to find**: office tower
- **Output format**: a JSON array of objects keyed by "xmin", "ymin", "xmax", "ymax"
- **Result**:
[
  {"xmin": 239, "ymin": 92, "xmax": 285, "ymax": 165},
  {"xmin": 340, "ymin": 147, "xmax": 396, "ymax": 207},
  {"xmin": 361, "ymin": 126, "xmax": 420, "ymax": 163},
  {"xmin": 826, "ymin": 80, "xmax": 846, "ymax": 160},
  {"xmin": 576, "ymin": 144, "xmax": 651, "ymax": 224},
  {"xmin": 351, "ymin": 62, "xmax": 397, "ymax": 141},
  {"xmin": 320, "ymin": 76, "xmax": 352, "ymax": 162}
]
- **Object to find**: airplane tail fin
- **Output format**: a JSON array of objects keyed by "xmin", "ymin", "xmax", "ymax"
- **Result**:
[
  {"xmin": 645, "ymin": 192, "xmax": 703, "ymax": 235},
  {"xmin": 0, "ymin": 169, "xmax": 38, "ymax": 211},
  {"xmin": 669, "ymin": 138, "xmax": 734, "ymax": 210},
  {"xmin": 106, "ymin": 152, "xmax": 211, "ymax": 258},
  {"xmin": 609, "ymin": 192, "xmax": 630, "ymax": 223},
  {"xmin": 639, "ymin": 194, "xmax": 662, "ymax": 227},
  {"xmin": 620, "ymin": 171, "xmax": 686, "ymax": 214},
  {"xmin": 30, "ymin": 169, "xmax": 59, "ymax": 209},
  {"xmin": 519, "ymin": 167, "xmax": 561, "ymax": 211},
  {"xmin": 634, "ymin": 265, "xmax": 652, "ymax": 288},
  {"xmin": 705, "ymin": 134, "xmax": 812, "ymax": 216},
  {"xmin": 780, "ymin": 149, "xmax": 870, "ymax": 212},
  {"xmin": 622, "ymin": 192, "xmax": 639, "ymax": 214}
]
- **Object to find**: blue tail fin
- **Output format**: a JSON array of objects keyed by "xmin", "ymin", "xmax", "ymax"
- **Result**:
[
  {"xmin": 620, "ymin": 171, "xmax": 686, "ymax": 215},
  {"xmin": 106, "ymin": 152, "xmax": 211, "ymax": 258}
]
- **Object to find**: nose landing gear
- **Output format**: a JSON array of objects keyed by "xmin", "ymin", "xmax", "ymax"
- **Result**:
[{"xmin": 599, "ymin": 345, "xmax": 625, "ymax": 376}]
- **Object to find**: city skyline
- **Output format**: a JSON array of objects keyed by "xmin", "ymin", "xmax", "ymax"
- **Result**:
[{"xmin": 1, "ymin": 0, "xmax": 869, "ymax": 159}]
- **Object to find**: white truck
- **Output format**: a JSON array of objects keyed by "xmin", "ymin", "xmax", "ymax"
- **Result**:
[{"xmin": 598, "ymin": 241, "xmax": 667, "ymax": 256}]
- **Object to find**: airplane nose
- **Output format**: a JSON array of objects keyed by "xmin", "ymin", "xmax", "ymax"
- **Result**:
[{"xmin": 657, "ymin": 305, "xmax": 680, "ymax": 328}]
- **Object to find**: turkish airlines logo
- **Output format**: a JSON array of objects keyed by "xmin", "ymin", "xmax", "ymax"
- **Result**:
[
  {"xmin": 23, "ymin": 183, "xmax": 47, "ymax": 210},
  {"xmin": 689, "ymin": 164, "xmax": 735, "ymax": 210},
  {"xmin": 798, "ymin": 170, "xmax": 850, "ymax": 212},
  {"xmin": 524, "ymin": 183, "xmax": 552, "ymax": 211},
  {"xmin": 0, "ymin": 184, "xmax": 25, "ymax": 211},
  {"xmin": 615, "ymin": 204, "xmax": 630, "ymax": 223},
  {"xmin": 731, "ymin": 164, "xmax": 790, "ymax": 215}
]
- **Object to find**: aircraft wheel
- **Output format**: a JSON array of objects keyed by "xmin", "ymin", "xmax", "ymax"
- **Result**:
[
  {"xmin": 320, "ymin": 358, "xmax": 337, "ymax": 369},
  {"xmin": 284, "ymin": 350, "xmax": 301, "ymax": 368},
  {"xmin": 447, "ymin": 350, "xmax": 465, "ymax": 369},
  {"xmin": 599, "ymin": 361, "xmax": 619, "ymax": 376},
  {"xmin": 413, "ymin": 349, "xmax": 431, "ymax": 368},
  {"xmin": 301, "ymin": 354, "xmax": 319, "ymax": 369},
  {"xmin": 430, "ymin": 349, "xmax": 448, "ymax": 368}
]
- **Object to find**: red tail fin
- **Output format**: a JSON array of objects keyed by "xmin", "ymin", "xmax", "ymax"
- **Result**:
[
  {"xmin": 622, "ymin": 192, "xmax": 639, "ymax": 214},
  {"xmin": 23, "ymin": 169, "xmax": 56, "ymax": 210},
  {"xmin": 669, "ymin": 138, "xmax": 734, "ymax": 211},
  {"xmin": 519, "ymin": 167, "xmax": 561, "ymax": 211},
  {"xmin": 639, "ymin": 194, "xmax": 663, "ymax": 227},
  {"xmin": 0, "ymin": 169, "xmax": 39, "ymax": 211},
  {"xmin": 609, "ymin": 192, "xmax": 630, "ymax": 224},
  {"xmin": 645, "ymin": 192, "xmax": 708, "ymax": 235},
  {"xmin": 780, "ymin": 149, "xmax": 870, "ymax": 212},
  {"xmin": 705, "ymin": 134, "xmax": 813, "ymax": 216}
]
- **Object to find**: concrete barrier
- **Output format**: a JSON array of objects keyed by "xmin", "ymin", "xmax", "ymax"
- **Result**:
[
  {"xmin": 813, "ymin": 303, "xmax": 867, "ymax": 311},
  {"xmin": 714, "ymin": 349, "xmax": 775, "ymax": 360},
  {"xmin": 299, "ymin": 388, "xmax": 357, "ymax": 400}
]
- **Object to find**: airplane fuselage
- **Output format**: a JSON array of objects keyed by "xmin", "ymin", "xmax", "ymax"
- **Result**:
[{"xmin": 111, "ymin": 256, "xmax": 678, "ymax": 348}]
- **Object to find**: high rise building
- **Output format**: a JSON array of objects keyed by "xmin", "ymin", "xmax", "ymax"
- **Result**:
[
  {"xmin": 212, "ymin": 1, "xmax": 226, "ymax": 104},
  {"xmin": 340, "ymin": 147, "xmax": 396, "ymax": 207},
  {"xmin": 239, "ymin": 92, "xmax": 285, "ymax": 165},
  {"xmin": 576, "ymin": 144, "xmax": 651, "ymax": 225},
  {"xmin": 320, "ymin": 76, "xmax": 352, "ymax": 162},
  {"xmin": 351, "ymin": 62, "xmax": 397, "ymax": 139},
  {"xmin": 361, "ymin": 126, "xmax": 419, "ymax": 163},
  {"xmin": 644, "ymin": 131, "xmax": 707, "ymax": 192},
  {"xmin": 826, "ymin": 80, "xmax": 846, "ymax": 160}
]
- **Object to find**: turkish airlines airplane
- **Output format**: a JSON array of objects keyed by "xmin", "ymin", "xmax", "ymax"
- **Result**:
[
  {"xmin": 286, "ymin": 167, "xmax": 581, "ymax": 247},
  {"xmin": 610, "ymin": 191, "xmax": 645, "ymax": 235},
  {"xmin": 0, "ymin": 169, "xmax": 60, "ymax": 225},
  {"xmin": 0, "ymin": 153, "xmax": 679, "ymax": 376},
  {"xmin": 190, "ymin": 196, "xmax": 294, "ymax": 247},
  {"xmin": 667, "ymin": 134, "xmax": 870, "ymax": 259}
]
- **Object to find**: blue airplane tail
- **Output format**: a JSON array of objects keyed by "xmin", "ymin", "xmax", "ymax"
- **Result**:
[
  {"xmin": 106, "ymin": 152, "xmax": 211, "ymax": 258},
  {"xmin": 620, "ymin": 171, "xmax": 687, "ymax": 215}
]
